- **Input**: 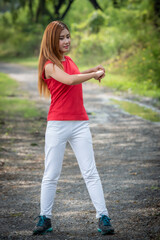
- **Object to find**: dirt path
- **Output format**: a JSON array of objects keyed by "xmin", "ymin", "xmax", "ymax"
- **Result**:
[{"xmin": 0, "ymin": 63, "xmax": 160, "ymax": 240}]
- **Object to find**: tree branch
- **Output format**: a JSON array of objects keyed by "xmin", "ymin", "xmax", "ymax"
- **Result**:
[
  {"xmin": 54, "ymin": 0, "xmax": 64, "ymax": 16},
  {"xmin": 88, "ymin": 0, "xmax": 103, "ymax": 11},
  {"xmin": 60, "ymin": 0, "xmax": 74, "ymax": 20}
]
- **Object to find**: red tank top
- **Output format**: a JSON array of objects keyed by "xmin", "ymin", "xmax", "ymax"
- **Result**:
[{"xmin": 42, "ymin": 56, "xmax": 89, "ymax": 121}]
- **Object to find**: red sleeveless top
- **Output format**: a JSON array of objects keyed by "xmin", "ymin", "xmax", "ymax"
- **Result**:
[{"xmin": 42, "ymin": 56, "xmax": 89, "ymax": 121}]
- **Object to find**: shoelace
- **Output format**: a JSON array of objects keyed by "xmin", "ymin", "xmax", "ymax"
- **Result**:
[
  {"xmin": 34, "ymin": 215, "xmax": 46, "ymax": 226},
  {"xmin": 100, "ymin": 215, "xmax": 111, "ymax": 226}
]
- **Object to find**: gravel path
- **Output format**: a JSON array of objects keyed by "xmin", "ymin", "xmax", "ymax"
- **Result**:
[{"xmin": 0, "ymin": 63, "xmax": 160, "ymax": 240}]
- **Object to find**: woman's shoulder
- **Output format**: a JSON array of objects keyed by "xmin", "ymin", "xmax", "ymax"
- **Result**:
[
  {"xmin": 65, "ymin": 56, "xmax": 79, "ymax": 67},
  {"xmin": 65, "ymin": 55, "xmax": 74, "ymax": 63},
  {"xmin": 45, "ymin": 57, "xmax": 73, "ymax": 65},
  {"xmin": 65, "ymin": 56, "xmax": 80, "ymax": 73},
  {"xmin": 44, "ymin": 60, "xmax": 53, "ymax": 68},
  {"xmin": 42, "ymin": 60, "xmax": 54, "ymax": 81}
]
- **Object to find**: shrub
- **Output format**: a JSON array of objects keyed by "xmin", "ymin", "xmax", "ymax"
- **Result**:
[{"xmin": 88, "ymin": 10, "xmax": 106, "ymax": 33}]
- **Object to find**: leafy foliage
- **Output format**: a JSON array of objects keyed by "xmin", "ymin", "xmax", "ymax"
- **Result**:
[
  {"xmin": 0, "ymin": 73, "xmax": 41, "ymax": 118},
  {"xmin": 88, "ymin": 10, "xmax": 106, "ymax": 33},
  {"xmin": 0, "ymin": 0, "xmax": 160, "ymax": 94}
]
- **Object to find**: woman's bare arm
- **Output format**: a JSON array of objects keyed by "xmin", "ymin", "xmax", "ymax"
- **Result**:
[
  {"xmin": 81, "ymin": 67, "xmax": 95, "ymax": 74},
  {"xmin": 45, "ymin": 63, "xmax": 104, "ymax": 85},
  {"xmin": 81, "ymin": 65, "xmax": 106, "ymax": 82},
  {"xmin": 81, "ymin": 65, "xmax": 105, "ymax": 74}
]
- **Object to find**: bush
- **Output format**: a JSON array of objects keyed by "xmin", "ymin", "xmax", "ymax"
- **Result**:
[
  {"xmin": 87, "ymin": 10, "xmax": 106, "ymax": 33},
  {"xmin": 0, "ymin": 21, "xmax": 44, "ymax": 57}
]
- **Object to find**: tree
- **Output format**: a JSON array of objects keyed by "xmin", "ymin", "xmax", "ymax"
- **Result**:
[
  {"xmin": 0, "ymin": 0, "xmax": 103, "ymax": 24},
  {"xmin": 152, "ymin": 0, "xmax": 160, "ymax": 28}
]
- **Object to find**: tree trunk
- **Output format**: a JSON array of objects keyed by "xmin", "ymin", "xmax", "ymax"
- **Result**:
[
  {"xmin": 28, "ymin": 0, "xmax": 33, "ymax": 22},
  {"xmin": 153, "ymin": 0, "xmax": 160, "ymax": 28},
  {"xmin": 35, "ymin": 0, "xmax": 45, "ymax": 23},
  {"xmin": 154, "ymin": 0, "xmax": 160, "ymax": 18}
]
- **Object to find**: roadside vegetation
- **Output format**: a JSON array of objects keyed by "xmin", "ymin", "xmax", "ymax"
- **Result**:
[
  {"xmin": 0, "ymin": 73, "xmax": 41, "ymax": 119},
  {"xmin": 0, "ymin": 0, "xmax": 160, "ymax": 101}
]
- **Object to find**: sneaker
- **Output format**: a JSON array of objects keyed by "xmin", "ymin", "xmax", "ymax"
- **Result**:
[
  {"xmin": 33, "ymin": 215, "xmax": 53, "ymax": 235},
  {"xmin": 97, "ymin": 215, "xmax": 114, "ymax": 235}
]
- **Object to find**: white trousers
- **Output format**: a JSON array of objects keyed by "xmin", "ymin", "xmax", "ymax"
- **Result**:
[{"xmin": 40, "ymin": 120, "xmax": 109, "ymax": 219}]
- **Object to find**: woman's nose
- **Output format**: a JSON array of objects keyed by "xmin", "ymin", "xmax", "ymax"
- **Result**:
[{"xmin": 64, "ymin": 38, "xmax": 69, "ymax": 44}]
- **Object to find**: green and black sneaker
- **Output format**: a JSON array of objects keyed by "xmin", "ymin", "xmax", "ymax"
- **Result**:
[
  {"xmin": 97, "ymin": 215, "xmax": 114, "ymax": 235},
  {"xmin": 33, "ymin": 215, "xmax": 53, "ymax": 235}
]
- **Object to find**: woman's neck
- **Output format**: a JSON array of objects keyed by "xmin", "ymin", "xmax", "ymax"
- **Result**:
[{"xmin": 61, "ymin": 55, "xmax": 65, "ymax": 61}]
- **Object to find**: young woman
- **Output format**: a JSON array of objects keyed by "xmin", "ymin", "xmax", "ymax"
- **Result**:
[{"xmin": 33, "ymin": 21, "xmax": 114, "ymax": 236}]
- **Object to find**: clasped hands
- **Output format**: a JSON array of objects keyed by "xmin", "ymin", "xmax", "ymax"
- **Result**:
[{"xmin": 93, "ymin": 65, "xmax": 105, "ymax": 82}]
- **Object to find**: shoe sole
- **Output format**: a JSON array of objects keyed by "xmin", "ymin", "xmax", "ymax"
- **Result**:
[
  {"xmin": 97, "ymin": 228, "xmax": 114, "ymax": 235},
  {"xmin": 33, "ymin": 227, "xmax": 53, "ymax": 235}
]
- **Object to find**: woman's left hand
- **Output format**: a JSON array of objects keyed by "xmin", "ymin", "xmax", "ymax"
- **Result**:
[{"xmin": 93, "ymin": 65, "xmax": 105, "ymax": 82}]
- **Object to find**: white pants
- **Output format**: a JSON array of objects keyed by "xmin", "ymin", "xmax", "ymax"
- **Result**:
[{"xmin": 40, "ymin": 120, "xmax": 109, "ymax": 219}]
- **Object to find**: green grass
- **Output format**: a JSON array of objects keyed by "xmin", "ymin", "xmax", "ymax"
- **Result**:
[
  {"xmin": 0, "ymin": 72, "xmax": 41, "ymax": 118},
  {"xmin": 0, "ymin": 73, "xmax": 19, "ymax": 96},
  {"xmin": 1, "ymin": 55, "xmax": 160, "ymax": 101},
  {"xmin": 110, "ymin": 99, "xmax": 160, "ymax": 122},
  {"xmin": 79, "ymin": 63, "xmax": 160, "ymax": 100},
  {"xmin": 102, "ymin": 72, "xmax": 160, "ymax": 99},
  {"xmin": 0, "ymin": 56, "xmax": 38, "ymax": 68}
]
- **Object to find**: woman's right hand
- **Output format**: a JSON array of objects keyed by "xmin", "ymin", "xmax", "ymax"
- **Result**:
[{"xmin": 94, "ymin": 70, "xmax": 104, "ymax": 80}]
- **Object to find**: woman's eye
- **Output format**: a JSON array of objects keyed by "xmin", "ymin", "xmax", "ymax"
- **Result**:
[{"xmin": 59, "ymin": 36, "xmax": 70, "ymax": 40}]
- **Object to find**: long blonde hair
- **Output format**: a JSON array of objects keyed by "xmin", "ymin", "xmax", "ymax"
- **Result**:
[{"xmin": 38, "ymin": 21, "xmax": 70, "ymax": 97}]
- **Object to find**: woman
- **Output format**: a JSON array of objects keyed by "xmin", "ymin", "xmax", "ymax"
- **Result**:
[{"xmin": 33, "ymin": 21, "xmax": 114, "ymax": 235}]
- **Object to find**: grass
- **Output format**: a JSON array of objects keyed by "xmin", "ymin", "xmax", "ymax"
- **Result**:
[
  {"xmin": 102, "ymin": 72, "xmax": 160, "ymax": 99},
  {"xmin": 0, "ymin": 72, "xmax": 41, "ymax": 118},
  {"xmin": 1, "ymin": 55, "xmax": 160, "ymax": 101},
  {"xmin": 0, "ymin": 56, "xmax": 38, "ymax": 68},
  {"xmin": 110, "ymin": 99, "xmax": 160, "ymax": 122},
  {"xmin": 79, "ymin": 64, "xmax": 160, "ymax": 100}
]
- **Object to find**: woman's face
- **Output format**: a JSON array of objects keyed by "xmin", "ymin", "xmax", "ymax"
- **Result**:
[{"xmin": 59, "ymin": 28, "xmax": 71, "ymax": 54}]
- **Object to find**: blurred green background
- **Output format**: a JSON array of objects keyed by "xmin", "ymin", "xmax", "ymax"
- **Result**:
[{"xmin": 0, "ymin": 0, "xmax": 160, "ymax": 101}]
